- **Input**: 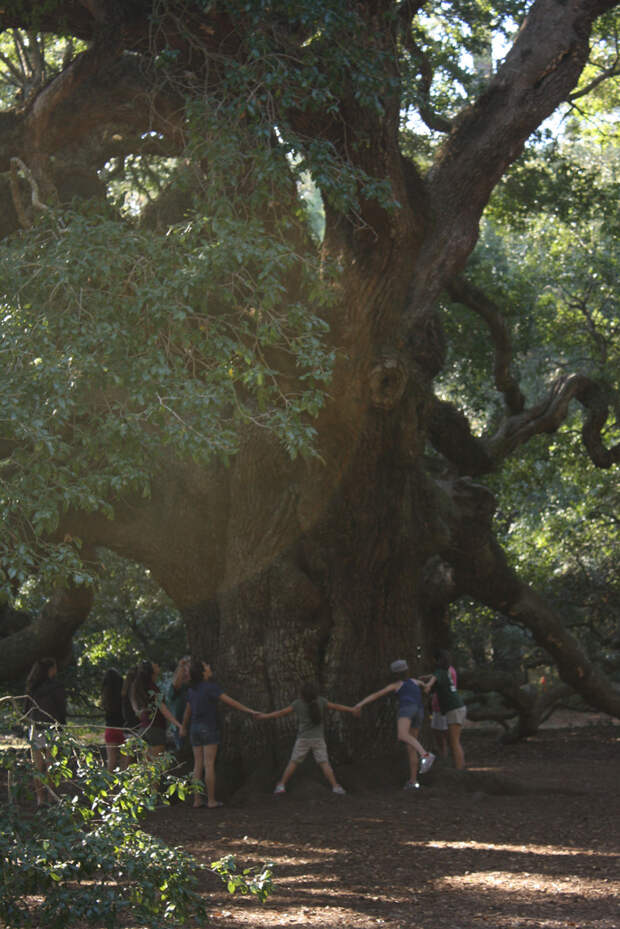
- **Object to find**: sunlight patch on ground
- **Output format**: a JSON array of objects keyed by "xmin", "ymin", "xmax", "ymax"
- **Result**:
[
  {"xmin": 407, "ymin": 839, "xmax": 614, "ymax": 857},
  {"xmin": 436, "ymin": 870, "xmax": 620, "ymax": 897}
]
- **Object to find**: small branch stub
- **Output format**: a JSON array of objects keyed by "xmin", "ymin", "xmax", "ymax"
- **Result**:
[{"xmin": 369, "ymin": 359, "xmax": 408, "ymax": 410}]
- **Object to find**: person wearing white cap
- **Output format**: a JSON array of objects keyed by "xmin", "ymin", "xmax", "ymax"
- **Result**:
[{"xmin": 355, "ymin": 660, "xmax": 435, "ymax": 787}]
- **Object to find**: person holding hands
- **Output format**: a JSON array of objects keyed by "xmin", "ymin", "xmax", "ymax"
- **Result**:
[{"xmin": 355, "ymin": 659, "xmax": 435, "ymax": 786}]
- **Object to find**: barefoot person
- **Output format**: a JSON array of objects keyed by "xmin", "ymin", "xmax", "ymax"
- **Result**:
[
  {"xmin": 181, "ymin": 657, "xmax": 259, "ymax": 808},
  {"xmin": 355, "ymin": 659, "xmax": 435, "ymax": 784},
  {"xmin": 258, "ymin": 681, "xmax": 358, "ymax": 795}
]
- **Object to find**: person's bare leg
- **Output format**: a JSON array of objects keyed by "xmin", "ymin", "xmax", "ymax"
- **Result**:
[
  {"xmin": 406, "ymin": 726, "xmax": 420, "ymax": 783},
  {"xmin": 106, "ymin": 745, "xmax": 119, "ymax": 773},
  {"xmin": 191, "ymin": 745, "xmax": 205, "ymax": 806},
  {"xmin": 31, "ymin": 747, "xmax": 47, "ymax": 807},
  {"xmin": 448, "ymin": 724, "xmax": 465, "ymax": 769},
  {"xmin": 204, "ymin": 744, "xmax": 219, "ymax": 806},
  {"xmin": 397, "ymin": 717, "xmax": 427, "ymax": 756},
  {"xmin": 433, "ymin": 726, "xmax": 449, "ymax": 758},
  {"xmin": 319, "ymin": 760, "xmax": 340, "ymax": 788},
  {"xmin": 277, "ymin": 759, "xmax": 298, "ymax": 789}
]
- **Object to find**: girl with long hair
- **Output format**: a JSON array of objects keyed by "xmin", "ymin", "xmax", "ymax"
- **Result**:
[
  {"xmin": 130, "ymin": 659, "xmax": 182, "ymax": 759},
  {"xmin": 258, "ymin": 681, "xmax": 357, "ymax": 795},
  {"xmin": 181, "ymin": 657, "xmax": 259, "ymax": 808}
]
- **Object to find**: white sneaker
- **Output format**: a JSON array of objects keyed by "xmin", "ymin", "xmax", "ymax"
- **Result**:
[
  {"xmin": 332, "ymin": 785, "xmax": 346, "ymax": 795},
  {"xmin": 273, "ymin": 784, "xmax": 286, "ymax": 794},
  {"xmin": 419, "ymin": 752, "xmax": 436, "ymax": 774}
]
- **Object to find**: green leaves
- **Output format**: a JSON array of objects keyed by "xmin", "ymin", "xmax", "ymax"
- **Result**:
[
  {"xmin": 0, "ymin": 185, "xmax": 334, "ymax": 593},
  {"xmin": 211, "ymin": 854, "xmax": 275, "ymax": 903},
  {"xmin": 0, "ymin": 711, "xmax": 210, "ymax": 929}
]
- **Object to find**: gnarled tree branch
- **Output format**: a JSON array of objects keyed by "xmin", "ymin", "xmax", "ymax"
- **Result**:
[
  {"xmin": 0, "ymin": 582, "xmax": 94, "ymax": 681},
  {"xmin": 447, "ymin": 275, "xmax": 525, "ymax": 415},
  {"xmin": 440, "ymin": 475, "xmax": 620, "ymax": 719},
  {"xmin": 486, "ymin": 372, "xmax": 620, "ymax": 468}
]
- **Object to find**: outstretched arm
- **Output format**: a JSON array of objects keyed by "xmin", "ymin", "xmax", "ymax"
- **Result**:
[
  {"xmin": 355, "ymin": 682, "xmax": 398, "ymax": 710},
  {"xmin": 256, "ymin": 705, "xmax": 294, "ymax": 720},
  {"xmin": 327, "ymin": 701, "xmax": 361, "ymax": 716},
  {"xmin": 156, "ymin": 697, "xmax": 183, "ymax": 729},
  {"xmin": 180, "ymin": 702, "xmax": 191, "ymax": 736},
  {"xmin": 220, "ymin": 692, "xmax": 260, "ymax": 715}
]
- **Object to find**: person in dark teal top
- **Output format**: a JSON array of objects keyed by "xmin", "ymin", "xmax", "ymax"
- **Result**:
[{"xmin": 422, "ymin": 650, "xmax": 467, "ymax": 769}]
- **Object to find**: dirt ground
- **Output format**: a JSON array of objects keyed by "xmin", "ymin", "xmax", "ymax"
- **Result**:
[{"xmin": 146, "ymin": 720, "xmax": 620, "ymax": 929}]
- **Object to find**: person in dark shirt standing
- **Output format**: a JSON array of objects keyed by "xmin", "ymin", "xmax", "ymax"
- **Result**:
[
  {"xmin": 181, "ymin": 657, "xmax": 259, "ymax": 808},
  {"xmin": 102, "ymin": 667, "xmax": 127, "ymax": 772},
  {"xmin": 25, "ymin": 657, "xmax": 66, "ymax": 808},
  {"xmin": 423, "ymin": 649, "xmax": 466, "ymax": 769}
]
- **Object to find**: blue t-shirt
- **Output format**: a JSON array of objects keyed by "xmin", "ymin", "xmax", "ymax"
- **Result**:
[
  {"xmin": 396, "ymin": 678, "xmax": 423, "ymax": 711},
  {"xmin": 187, "ymin": 680, "xmax": 224, "ymax": 730}
]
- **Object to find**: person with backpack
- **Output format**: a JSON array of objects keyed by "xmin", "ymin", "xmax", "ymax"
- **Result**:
[{"xmin": 257, "ymin": 681, "xmax": 358, "ymax": 795}]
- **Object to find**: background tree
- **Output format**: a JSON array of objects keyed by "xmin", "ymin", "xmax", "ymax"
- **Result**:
[{"xmin": 0, "ymin": 0, "xmax": 618, "ymax": 766}]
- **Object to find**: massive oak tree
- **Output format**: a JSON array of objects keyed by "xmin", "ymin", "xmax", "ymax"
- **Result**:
[{"xmin": 1, "ymin": 0, "xmax": 618, "ymax": 759}]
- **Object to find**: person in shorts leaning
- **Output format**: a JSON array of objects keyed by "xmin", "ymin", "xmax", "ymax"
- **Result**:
[
  {"xmin": 430, "ymin": 662, "xmax": 458, "ymax": 758},
  {"xmin": 355, "ymin": 659, "xmax": 435, "ymax": 788}
]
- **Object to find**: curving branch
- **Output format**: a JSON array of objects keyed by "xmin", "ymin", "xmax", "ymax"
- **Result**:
[
  {"xmin": 460, "ymin": 667, "xmax": 575, "ymax": 741},
  {"xmin": 0, "ymin": 582, "xmax": 94, "ymax": 681},
  {"xmin": 0, "ymin": 48, "xmax": 185, "ymax": 180},
  {"xmin": 486, "ymin": 373, "xmax": 620, "ymax": 468},
  {"xmin": 447, "ymin": 276, "xmax": 525, "ymax": 414},
  {"xmin": 427, "ymin": 396, "xmax": 495, "ymax": 476},
  {"xmin": 430, "ymin": 276, "xmax": 619, "ymax": 475},
  {"xmin": 9, "ymin": 156, "xmax": 50, "ymax": 227},
  {"xmin": 568, "ymin": 53, "xmax": 620, "ymax": 101},
  {"xmin": 440, "ymin": 475, "xmax": 620, "ymax": 719},
  {"xmin": 400, "ymin": 30, "xmax": 453, "ymax": 134}
]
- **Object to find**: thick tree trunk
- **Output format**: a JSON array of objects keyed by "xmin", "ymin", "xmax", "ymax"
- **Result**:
[{"xmin": 1, "ymin": 1, "xmax": 619, "ymax": 771}]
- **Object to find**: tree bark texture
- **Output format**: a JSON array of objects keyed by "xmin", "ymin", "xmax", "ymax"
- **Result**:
[{"xmin": 1, "ymin": 0, "xmax": 618, "ymax": 760}]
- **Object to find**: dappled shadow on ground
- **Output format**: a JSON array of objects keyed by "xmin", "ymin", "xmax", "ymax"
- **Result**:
[{"xmin": 147, "ymin": 726, "xmax": 620, "ymax": 929}]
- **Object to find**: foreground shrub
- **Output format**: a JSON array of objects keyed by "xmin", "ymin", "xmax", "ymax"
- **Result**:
[{"xmin": 0, "ymin": 702, "xmax": 274, "ymax": 928}]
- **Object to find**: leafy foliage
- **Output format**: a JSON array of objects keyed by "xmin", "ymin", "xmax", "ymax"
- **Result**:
[
  {"xmin": 211, "ymin": 855, "xmax": 275, "ymax": 903},
  {"xmin": 0, "ymin": 701, "xmax": 275, "ymax": 928},
  {"xmin": 0, "ymin": 713, "xmax": 203, "ymax": 928},
  {"xmin": 0, "ymin": 190, "xmax": 334, "ymax": 591},
  {"xmin": 70, "ymin": 553, "xmax": 186, "ymax": 709},
  {"xmin": 439, "ymin": 135, "xmax": 620, "ymax": 693}
]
